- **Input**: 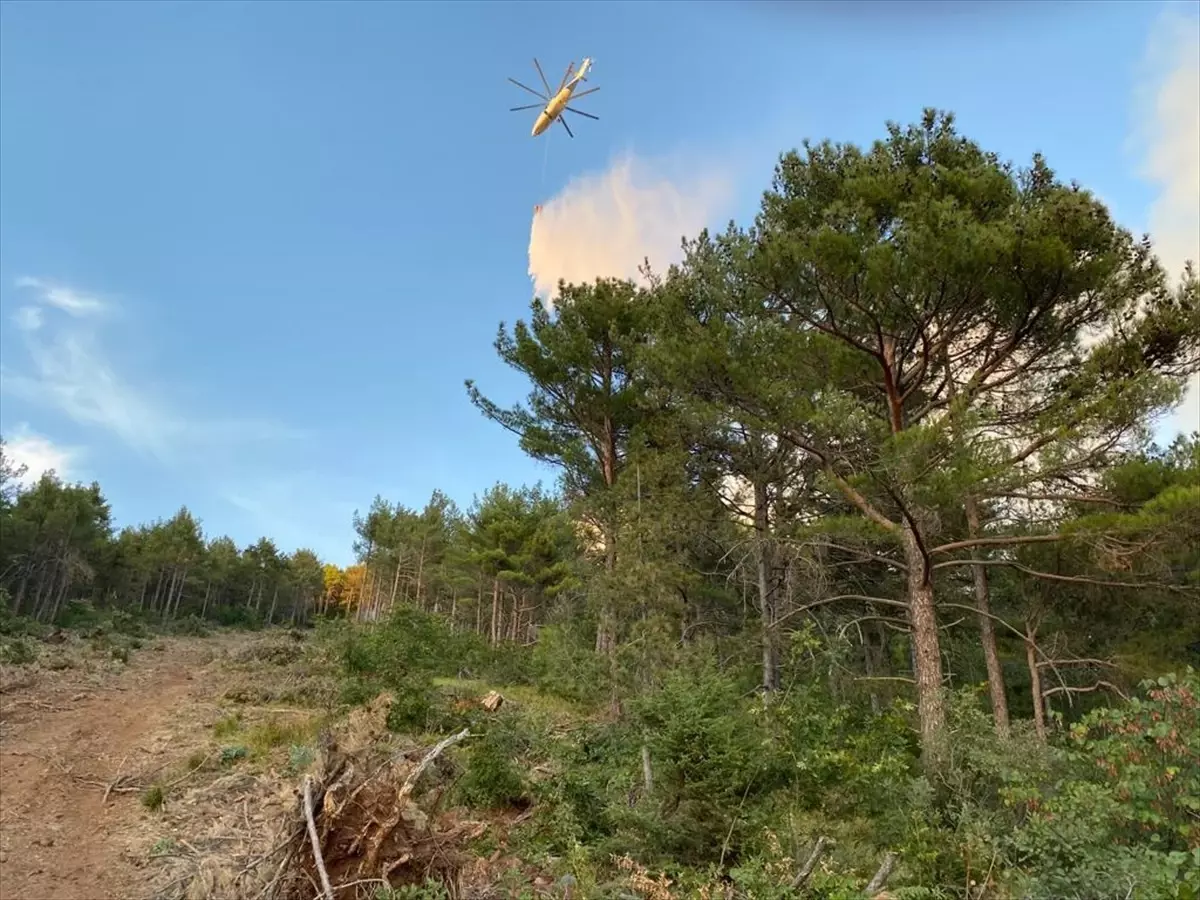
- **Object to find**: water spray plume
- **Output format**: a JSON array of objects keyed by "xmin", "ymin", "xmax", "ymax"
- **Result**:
[{"xmin": 527, "ymin": 153, "xmax": 733, "ymax": 309}]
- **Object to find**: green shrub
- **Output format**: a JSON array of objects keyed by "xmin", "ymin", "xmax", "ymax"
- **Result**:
[
  {"xmin": 625, "ymin": 664, "xmax": 787, "ymax": 865},
  {"xmin": 524, "ymin": 719, "xmax": 629, "ymax": 854},
  {"xmin": 455, "ymin": 711, "xmax": 533, "ymax": 810},
  {"xmin": 529, "ymin": 623, "xmax": 609, "ymax": 705},
  {"xmin": 164, "ymin": 615, "xmax": 210, "ymax": 637},
  {"xmin": 375, "ymin": 880, "xmax": 450, "ymax": 900},
  {"xmin": 998, "ymin": 671, "xmax": 1200, "ymax": 899},
  {"xmin": 384, "ymin": 675, "xmax": 436, "ymax": 733},
  {"xmin": 765, "ymin": 685, "xmax": 918, "ymax": 817},
  {"xmin": 56, "ymin": 598, "xmax": 107, "ymax": 630},
  {"xmin": 0, "ymin": 636, "xmax": 37, "ymax": 665},
  {"xmin": 108, "ymin": 609, "xmax": 148, "ymax": 637},
  {"xmin": 0, "ymin": 604, "xmax": 48, "ymax": 639}
]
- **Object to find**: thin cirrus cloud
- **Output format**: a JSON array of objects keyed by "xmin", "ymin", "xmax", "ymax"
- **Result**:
[
  {"xmin": 2, "ymin": 275, "xmax": 307, "ymax": 464},
  {"xmin": 14, "ymin": 276, "xmax": 108, "ymax": 317}
]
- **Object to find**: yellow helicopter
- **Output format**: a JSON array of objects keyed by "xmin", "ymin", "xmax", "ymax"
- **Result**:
[{"xmin": 508, "ymin": 57, "xmax": 599, "ymax": 138}]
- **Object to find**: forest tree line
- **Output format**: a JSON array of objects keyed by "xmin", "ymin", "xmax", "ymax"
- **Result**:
[{"xmin": 0, "ymin": 445, "xmax": 577, "ymax": 639}]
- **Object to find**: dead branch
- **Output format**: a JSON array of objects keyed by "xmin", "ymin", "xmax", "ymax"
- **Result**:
[
  {"xmin": 935, "ymin": 601, "xmax": 1076, "ymax": 701},
  {"xmin": 303, "ymin": 774, "xmax": 334, "ymax": 900},
  {"xmin": 790, "ymin": 835, "xmax": 832, "ymax": 888},
  {"xmin": 324, "ymin": 879, "xmax": 390, "ymax": 898},
  {"xmin": 398, "ymin": 727, "xmax": 470, "ymax": 804},
  {"xmin": 248, "ymin": 826, "xmax": 305, "ymax": 900},
  {"xmin": 773, "ymin": 594, "xmax": 909, "ymax": 629},
  {"xmin": 865, "ymin": 851, "xmax": 899, "ymax": 895},
  {"xmin": 1042, "ymin": 680, "xmax": 1130, "ymax": 701},
  {"xmin": 932, "ymin": 557, "xmax": 1195, "ymax": 594},
  {"xmin": 930, "ymin": 533, "xmax": 1066, "ymax": 555},
  {"xmin": 1035, "ymin": 657, "xmax": 1118, "ymax": 670},
  {"xmin": 102, "ymin": 753, "xmax": 131, "ymax": 804}
]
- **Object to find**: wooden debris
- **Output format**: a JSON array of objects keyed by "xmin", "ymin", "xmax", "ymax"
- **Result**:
[{"xmin": 481, "ymin": 690, "xmax": 504, "ymax": 712}]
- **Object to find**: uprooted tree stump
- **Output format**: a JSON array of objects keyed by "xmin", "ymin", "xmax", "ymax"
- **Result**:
[{"xmin": 274, "ymin": 693, "xmax": 485, "ymax": 900}]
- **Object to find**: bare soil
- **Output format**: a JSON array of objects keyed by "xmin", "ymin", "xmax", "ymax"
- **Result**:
[{"xmin": 0, "ymin": 633, "xmax": 254, "ymax": 900}]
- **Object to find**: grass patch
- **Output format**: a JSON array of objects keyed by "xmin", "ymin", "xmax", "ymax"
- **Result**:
[
  {"xmin": 212, "ymin": 713, "xmax": 242, "ymax": 738},
  {"xmin": 245, "ymin": 717, "xmax": 316, "ymax": 757},
  {"xmin": 432, "ymin": 677, "xmax": 588, "ymax": 722},
  {"xmin": 142, "ymin": 783, "xmax": 165, "ymax": 812},
  {"xmin": 185, "ymin": 749, "xmax": 209, "ymax": 772}
]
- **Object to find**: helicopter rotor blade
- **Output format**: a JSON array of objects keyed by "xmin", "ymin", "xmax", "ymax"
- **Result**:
[
  {"xmin": 570, "ymin": 86, "xmax": 600, "ymax": 99},
  {"xmin": 557, "ymin": 61, "xmax": 575, "ymax": 93},
  {"xmin": 564, "ymin": 106, "xmax": 598, "ymax": 121},
  {"xmin": 559, "ymin": 116, "xmax": 574, "ymax": 138},
  {"xmin": 510, "ymin": 103, "xmax": 544, "ymax": 112},
  {"xmin": 533, "ymin": 58, "xmax": 553, "ymax": 95},
  {"xmin": 508, "ymin": 77, "xmax": 547, "ymax": 100}
]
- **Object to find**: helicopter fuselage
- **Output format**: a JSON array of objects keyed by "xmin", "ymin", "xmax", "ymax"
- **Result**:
[{"xmin": 532, "ymin": 80, "xmax": 582, "ymax": 136}]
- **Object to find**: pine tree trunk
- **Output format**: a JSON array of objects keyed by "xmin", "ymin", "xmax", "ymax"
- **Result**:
[
  {"xmin": 355, "ymin": 569, "xmax": 369, "ymax": 622},
  {"xmin": 901, "ymin": 522, "xmax": 947, "ymax": 770},
  {"xmin": 50, "ymin": 558, "xmax": 71, "ymax": 622},
  {"xmin": 754, "ymin": 481, "xmax": 780, "ymax": 692},
  {"xmin": 415, "ymin": 539, "xmax": 427, "ymax": 609},
  {"xmin": 12, "ymin": 575, "xmax": 27, "ymax": 615},
  {"xmin": 595, "ymin": 530, "xmax": 617, "ymax": 655},
  {"xmin": 965, "ymin": 495, "xmax": 1010, "ymax": 736},
  {"xmin": 490, "ymin": 577, "xmax": 500, "ymax": 646},
  {"xmin": 34, "ymin": 560, "xmax": 55, "ymax": 622},
  {"xmin": 164, "ymin": 567, "xmax": 180, "ymax": 620},
  {"xmin": 389, "ymin": 558, "xmax": 402, "ymax": 613},
  {"xmin": 476, "ymin": 573, "xmax": 484, "ymax": 635},
  {"xmin": 173, "ymin": 566, "xmax": 189, "ymax": 618},
  {"xmin": 863, "ymin": 623, "xmax": 882, "ymax": 715},
  {"xmin": 151, "ymin": 568, "xmax": 165, "ymax": 613},
  {"xmin": 509, "ymin": 591, "xmax": 521, "ymax": 642},
  {"xmin": 1026, "ymin": 623, "xmax": 1047, "ymax": 741}
]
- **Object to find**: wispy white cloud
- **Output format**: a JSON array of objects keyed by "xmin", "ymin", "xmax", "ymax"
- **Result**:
[
  {"xmin": 2, "ymin": 423, "xmax": 81, "ymax": 486},
  {"xmin": 1, "ymin": 276, "xmax": 307, "ymax": 463},
  {"xmin": 1135, "ymin": 8, "xmax": 1200, "ymax": 440},
  {"xmin": 14, "ymin": 275, "xmax": 108, "ymax": 317},
  {"xmin": 12, "ymin": 306, "xmax": 44, "ymax": 333},
  {"xmin": 527, "ymin": 151, "xmax": 735, "ymax": 306}
]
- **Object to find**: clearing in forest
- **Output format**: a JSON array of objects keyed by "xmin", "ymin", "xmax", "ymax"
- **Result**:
[{"xmin": 0, "ymin": 631, "xmax": 267, "ymax": 900}]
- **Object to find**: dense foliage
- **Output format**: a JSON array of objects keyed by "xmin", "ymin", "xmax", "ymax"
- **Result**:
[{"xmin": 3, "ymin": 110, "xmax": 1198, "ymax": 898}]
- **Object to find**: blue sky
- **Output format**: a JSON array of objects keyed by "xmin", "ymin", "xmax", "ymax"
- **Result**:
[{"xmin": 1, "ymin": 0, "xmax": 1197, "ymax": 566}]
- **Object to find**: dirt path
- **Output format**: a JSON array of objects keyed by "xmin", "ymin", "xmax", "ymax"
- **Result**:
[{"xmin": 0, "ymin": 634, "xmax": 251, "ymax": 900}]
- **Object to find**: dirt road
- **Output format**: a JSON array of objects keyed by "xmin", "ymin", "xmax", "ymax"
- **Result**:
[{"xmin": 0, "ymin": 635, "xmax": 246, "ymax": 900}]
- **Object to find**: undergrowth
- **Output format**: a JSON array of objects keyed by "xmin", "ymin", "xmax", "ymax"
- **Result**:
[{"xmin": 312, "ymin": 605, "xmax": 1200, "ymax": 900}]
